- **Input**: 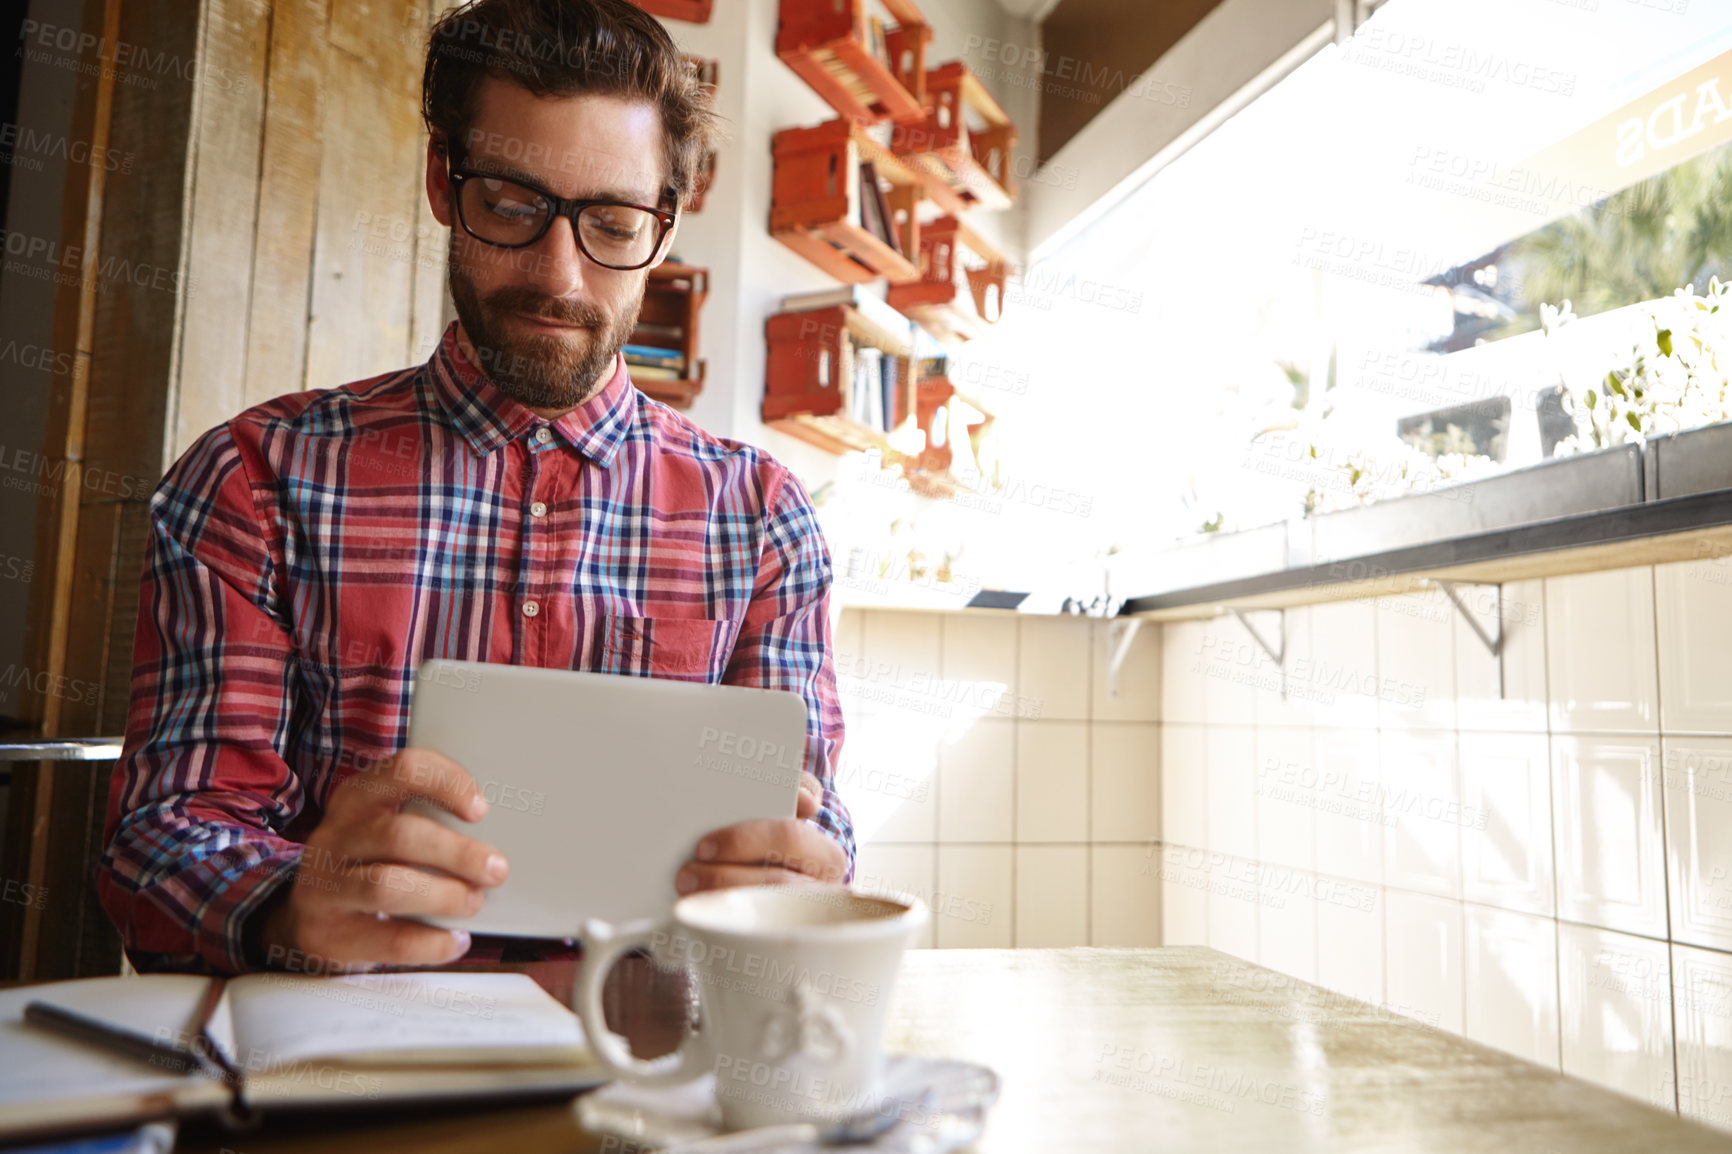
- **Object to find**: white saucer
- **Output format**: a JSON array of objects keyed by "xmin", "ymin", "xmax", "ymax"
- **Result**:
[{"xmin": 575, "ymin": 1053, "xmax": 1000, "ymax": 1152}]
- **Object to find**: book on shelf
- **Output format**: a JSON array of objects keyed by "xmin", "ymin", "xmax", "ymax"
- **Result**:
[
  {"xmin": 633, "ymin": 322, "xmax": 685, "ymax": 341},
  {"xmin": 857, "ymin": 160, "xmax": 901, "ymax": 256},
  {"xmin": 629, "ymin": 364, "xmax": 685, "ymax": 382},
  {"xmin": 867, "ymin": 15, "xmax": 889, "ymax": 69},
  {"xmin": 854, "ymin": 346, "xmax": 884, "ymax": 430},
  {"xmin": 881, "ymin": 348, "xmax": 899, "ymax": 429},
  {"xmin": 780, "ymin": 286, "xmax": 913, "ymax": 349},
  {"xmin": 623, "ymin": 343, "xmax": 685, "ymax": 368},
  {"xmin": 0, "ymin": 971, "xmax": 600, "ymax": 1145}
]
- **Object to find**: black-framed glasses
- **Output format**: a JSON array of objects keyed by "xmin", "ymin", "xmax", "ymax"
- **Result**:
[{"xmin": 446, "ymin": 163, "xmax": 676, "ymax": 271}]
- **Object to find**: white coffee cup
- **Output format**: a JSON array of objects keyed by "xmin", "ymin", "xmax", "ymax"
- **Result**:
[{"xmin": 574, "ymin": 884, "xmax": 927, "ymax": 1131}]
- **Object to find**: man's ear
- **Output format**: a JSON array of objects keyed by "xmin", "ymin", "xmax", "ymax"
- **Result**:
[
  {"xmin": 426, "ymin": 138, "xmax": 454, "ymax": 228},
  {"xmin": 649, "ymin": 212, "xmax": 680, "ymax": 270}
]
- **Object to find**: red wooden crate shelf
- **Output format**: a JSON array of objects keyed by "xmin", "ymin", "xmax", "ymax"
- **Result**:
[
  {"xmin": 763, "ymin": 303, "xmax": 916, "ymax": 458},
  {"xmin": 891, "ymin": 60, "xmax": 1017, "ymax": 213},
  {"xmin": 631, "ymin": 261, "xmax": 708, "ymax": 410},
  {"xmin": 777, "ymin": 0, "xmax": 930, "ymax": 125},
  {"xmin": 888, "ymin": 215, "xmax": 1009, "ymax": 345},
  {"xmin": 639, "ymin": 0, "xmax": 713, "ymax": 22},
  {"xmin": 905, "ymin": 373, "xmax": 994, "ymax": 497},
  {"xmin": 771, "ymin": 119, "xmax": 922, "ymax": 284}
]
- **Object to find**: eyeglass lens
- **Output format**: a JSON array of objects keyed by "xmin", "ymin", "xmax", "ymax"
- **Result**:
[{"xmin": 458, "ymin": 175, "xmax": 661, "ymax": 268}]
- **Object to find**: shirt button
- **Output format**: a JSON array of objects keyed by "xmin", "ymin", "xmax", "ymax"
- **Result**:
[
  {"xmin": 522, "ymin": 600, "xmax": 540, "ymax": 618},
  {"xmin": 534, "ymin": 427, "xmax": 552, "ymax": 444},
  {"xmin": 530, "ymin": 501, "xmax": 548, "ymax": 517}
]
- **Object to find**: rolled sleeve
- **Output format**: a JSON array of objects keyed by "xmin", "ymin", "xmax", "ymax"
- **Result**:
[
  {"xmin": 97, "ymin": 425, "xmax": 307, "ymax": 974},
  {"xmin": 722, "ymin": 469, "xmax": 855, "ymax": 880}
]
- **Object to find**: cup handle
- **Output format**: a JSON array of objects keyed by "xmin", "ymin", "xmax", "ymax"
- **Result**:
[{"xmin": 576, "ymin": 917, "xmax": 703, "ymax": 1086}]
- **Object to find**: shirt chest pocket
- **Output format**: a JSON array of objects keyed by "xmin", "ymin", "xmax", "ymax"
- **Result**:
[{"xmin": 600, "ymin": 614, "xmax": 738, "ymax": 683}]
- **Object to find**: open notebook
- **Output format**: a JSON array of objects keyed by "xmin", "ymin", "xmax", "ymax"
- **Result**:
[{"xmin": 0, "ymin": 970, "xmax": 603, "ymax": 1143}]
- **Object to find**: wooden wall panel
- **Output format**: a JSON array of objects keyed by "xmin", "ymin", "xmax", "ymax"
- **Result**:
[
  {"xmin": 243, "ymin": 0, "xmax": 331, "ymax": 408},
  {"xmin": 171, "ymin": 0, "xmax": 272, "ymax": 458},
  {"xmin": 304, "ymin": 0, "xmax": 429, "ymax": 387},
  {"xmin": 8, "ymin": 0, "xmax": 448, "ymax": 980},
  {"xmin": 409, "ymin": 0, "xmax": 463, "ymax": 361}
]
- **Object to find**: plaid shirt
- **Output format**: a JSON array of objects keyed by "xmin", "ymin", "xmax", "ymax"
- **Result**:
[{"xmin": 98, "ymin": 323, "xmax": 853, "ymax": 974}]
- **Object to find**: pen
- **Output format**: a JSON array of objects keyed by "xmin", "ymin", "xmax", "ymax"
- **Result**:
[{"xmin": 24, "ymin": 999, "xmax": 218, "ymax": 1079}]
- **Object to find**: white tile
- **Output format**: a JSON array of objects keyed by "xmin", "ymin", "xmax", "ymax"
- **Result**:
[
  {"xmin": 1304, "ymin": 599, "xmax": 1380, "ymax": 729},
  {"xmin": 1316, "ymin": 885, "xmax": 1384, "ymax": 1006},
  {"xmin": 1207, "ymin": 852, "xmax": 1259, "ymax": 962},
  {"xmin": 940, "ymin": 612, "xmax": 1018, "ymax": 698},
  {"xmin": 1258, "ymin": 865, "xmax": 1317, "ymax": 983},
  {"xmin": 1014, "ymin": 846, "xmax": 1088, "ymax": 947},
  {"xmin": 1381, "ymin": 731, "xmax": 1462, "ymax": 900},
  {"xmin": 1160, "ymin": 846, "xmax": 1209, "ymax": 945},
  {"xmin": 1464, "ymin": 904, "xmax": 1560, "ymax": 1068},
  {"xmin": 1662, "ymin": 738, "xmax": 1732, "ymax": 952},
  {"xmin": 1198, "ymin": 616, "xmax": 1259, "ymax": 727},
  {"xmin": 1552, "ymin": 736, "xmax": 1667, "ymax": 938},
  {"xmin": 1090, "ymin": 618, "xmax": 1160, "ymax": 722},
  {"xmin": 1374, "ymin": 594, "xmax": 1457, "ymax": 730},
  {"xmin": 1545, "ymin": 568, "xmax": 1659, "ymax": 733},
  {"xmin": 1160, "ymin": 724, "xmax": 1208, "ymax": 850},
  {"xmin": 852, "ymin": 844, "xmax": 935, "ymax": 949},
  {"xmin": 1013, "ymin": 721, "xmax": 1087, "ymax": 843},
  {"xmin": 1312, "ymin": 729, "xmax": 1384, "ymax": 886},
  {"xmin": 934, "ymin": 846, "xmax": 1013, "ymax": 948},
  {"xmin": 1255, "ymin": 607, "xmax": 1315, "ymax": 728},
  {"xmin": 1091, "ymin": 723, "xmax": 1160, "ymax": 843},
  {"xmin": 1207, "ymin": 726, "xmax": 1258, "ymax": 861},
  {"xmin": 1558, "ymin": 924, "xmax": 1675, "ymax": 1111},
  {"xmin": 1254, "ymin": 727, "xmax": 1316, "ymax": 872},
  {"xmin": 1657, "ymin": 559, "xmax": 1732, "ymax": 734},
  {"xmin": 1161, "ymin": 619, "xmax": 1209, "ymax": 724},
  {"xmin": 1384, "ymin": 890, "xmax": 1463, "ymax": 1034},
  {"xmin": 1017, "ymin": 616, "xmax": 1091, "ymax": 722},
  {"xmin": 937, "ymin": 719, "xmax": 1014, "ymax": 843},
  {"xmin": 1673, "ymin": 942, "xmax": 1732, "ymax": 1133},
  {"xmin": 1459, "ymin": 732, "xmax": 1554, "ymax": 917},
  {"xmin": 838, "ymin": 711, "xmax": 941, "ymax": 844},
  {"xmin": 833, "ymin": 608, "xmax": 871, "ymax": 722},
  {"xmin": 1091, "ymin": 845, "xmax": 1162, "ymax": 947},
  {"xmin": 1455, "ymin": 579, "xmax": 1549, "ymax": 732},
  {"xmin": 862, "ymin": 609, "xmax": 944, "ymax": 692}
]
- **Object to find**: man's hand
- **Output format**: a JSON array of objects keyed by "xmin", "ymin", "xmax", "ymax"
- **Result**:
[
  {"xmin": 675, "ymin": 771, "xmax": 847, "ymax": 895},
  {"xmin": 253, "ymin": 748, "xmax": 509, "ymax": 971}
]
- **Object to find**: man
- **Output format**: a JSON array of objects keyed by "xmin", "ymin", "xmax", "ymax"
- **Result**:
[{"xmin": 97, "ymin": 0, "xmax": 853, "ymax": 976}]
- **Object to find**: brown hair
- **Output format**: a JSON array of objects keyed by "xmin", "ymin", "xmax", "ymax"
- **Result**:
[{"xmin": 421, "ymin": 0, "xmax": 719, "ymax": 210}]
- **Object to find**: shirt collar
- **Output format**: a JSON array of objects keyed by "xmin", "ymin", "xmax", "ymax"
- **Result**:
[{"xmin": 428, "ymin": 321, "xmax": 637, "ymax": 467}]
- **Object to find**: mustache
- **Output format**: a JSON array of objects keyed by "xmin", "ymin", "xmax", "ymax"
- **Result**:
[{"xmin": 486, "ymin": 288, "xmax": 608, "ymax": 328}]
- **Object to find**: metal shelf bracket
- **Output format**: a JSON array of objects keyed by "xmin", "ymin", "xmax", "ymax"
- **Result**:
[
  {"xmin": 1230, "ymin": 608, "xmax": 1287, "ymax": 699},
  {"xmin": 1107, "ymin": 618, "xmax": 1143, "ymax": 699},
  {"xmin": 1434, "ymin": 580, "xmax": 1505, "ymax": 699}
]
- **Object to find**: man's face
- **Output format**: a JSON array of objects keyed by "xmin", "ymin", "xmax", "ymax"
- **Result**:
[{"xmin": 427, "ymin": 78, "xmax": 674, "ymax": 412}]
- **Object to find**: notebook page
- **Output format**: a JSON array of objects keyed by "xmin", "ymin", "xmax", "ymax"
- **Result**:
[
  {"xmin": 224, "ymin": 971, "xmax": 591, "ymax": 1070},
  {"xmin": 0, "ymin": 976, "xmax": 218, "ymax": 1104}
]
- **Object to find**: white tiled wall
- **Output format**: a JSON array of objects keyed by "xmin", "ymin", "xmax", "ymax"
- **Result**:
[
  {"xmin": 840, "ymin": 608, "xmax": 1162, "ymax": 951},
  {"xmin": 1156, "ymin": 562, "xmax": 1732, "ymax": 1131}
]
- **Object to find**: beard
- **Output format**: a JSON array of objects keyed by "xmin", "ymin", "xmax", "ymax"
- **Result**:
[{"xmin": 446, "ymin": 235, "xmax": 643, "ymax": 411}]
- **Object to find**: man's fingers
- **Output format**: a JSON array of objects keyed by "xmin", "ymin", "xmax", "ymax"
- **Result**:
[
  {"xmin": 296, "ymin": 911, "xmax": 473, "ymax": 969},
  {"xmin": 331, "ymin": 747, "xmax": 489, "ymax": 823},
  {"xmin": 796, "ymin": 772, "xmax": 823, "ymax": 820},
  {"xmin": 325, "ymin": 863, "xmax": 486, "ymax": 919},
  {"xmin": 340, "ymin": 811, "xmax": 509, "ymax": 888},
  {"xmin": 675, "ymin": 863, "xmax": 814, "ymax": 895},
  {"xmin": 695, "ymin": 818, "xmax": 848, "ymax": 883}
]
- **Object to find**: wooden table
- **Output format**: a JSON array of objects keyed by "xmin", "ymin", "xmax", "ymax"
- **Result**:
[{"xmin": 178, "ymin": 947, "xmax": 1732, "ymax": 1153}]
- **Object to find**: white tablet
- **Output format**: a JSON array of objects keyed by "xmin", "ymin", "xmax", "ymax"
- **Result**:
[{"xmin": 401, "ymin": 659, "xmax": 808, "ymax": 938}]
